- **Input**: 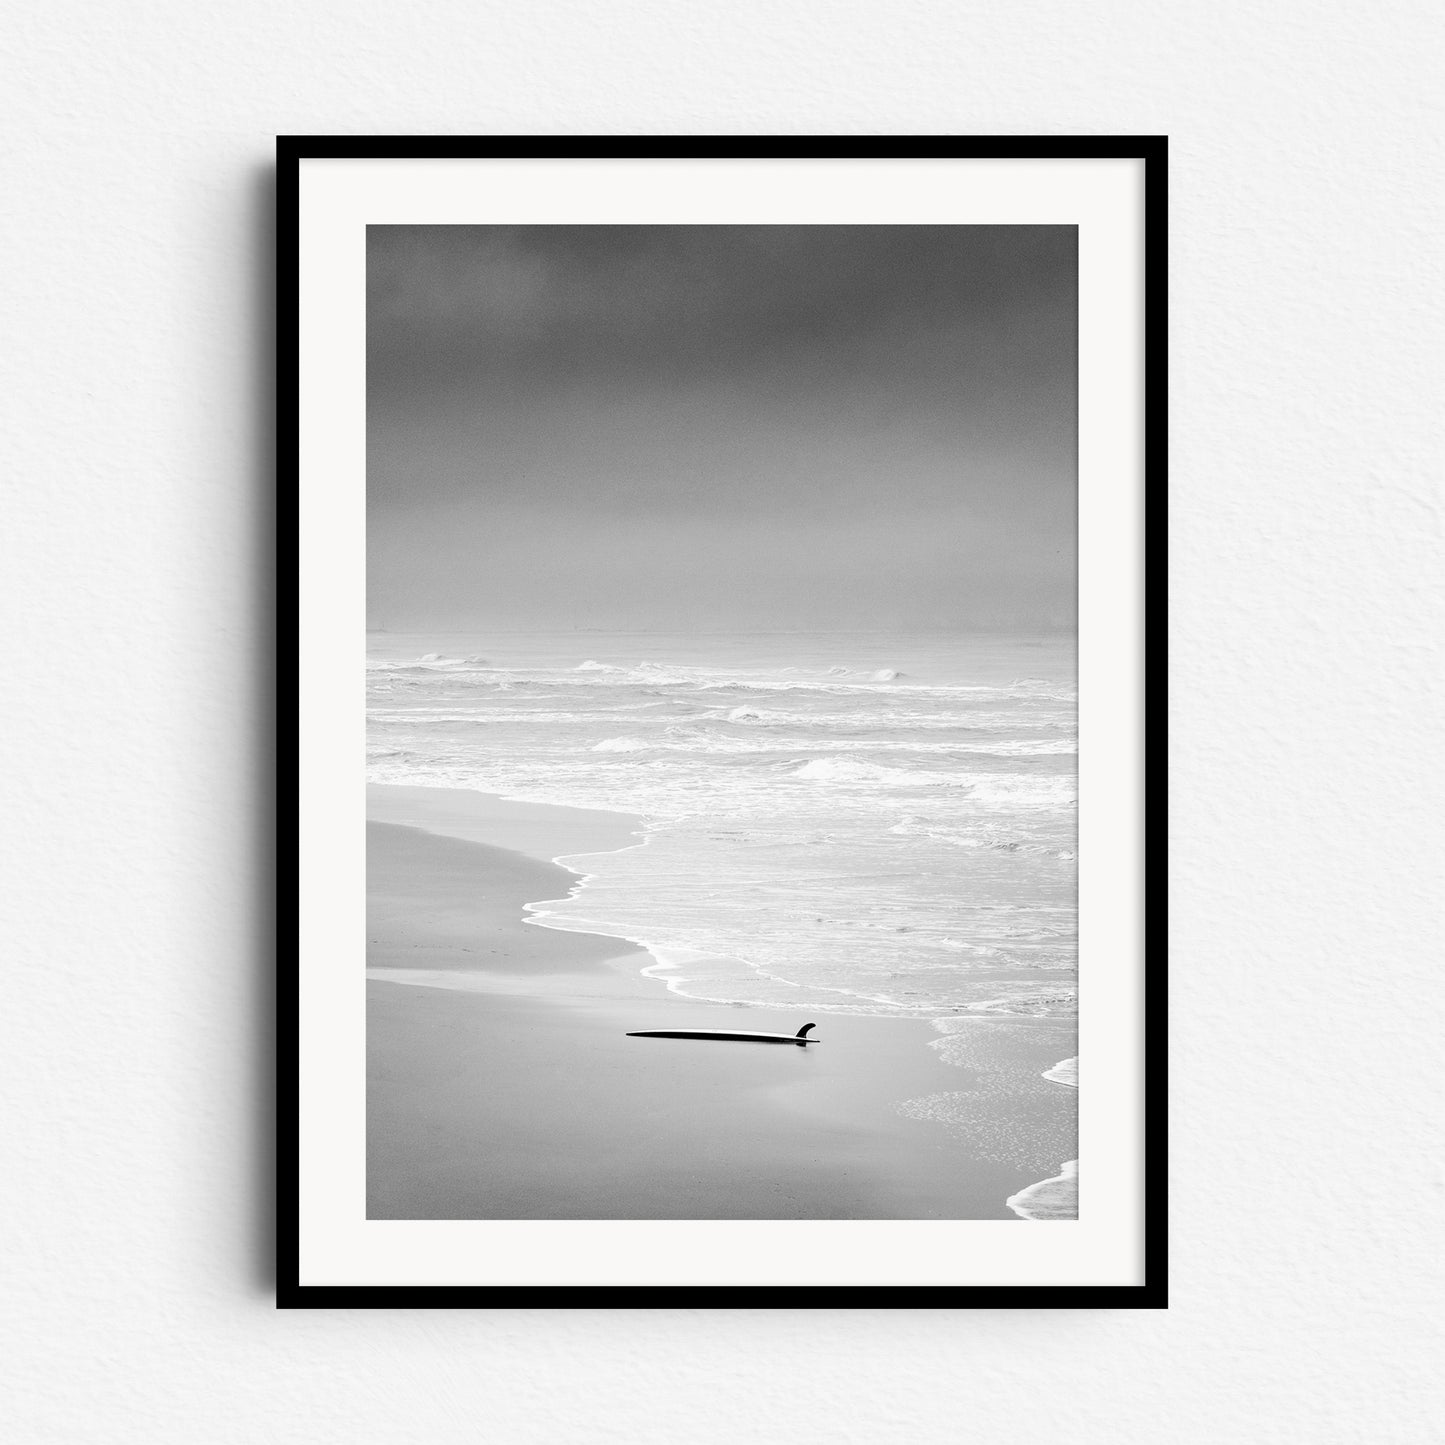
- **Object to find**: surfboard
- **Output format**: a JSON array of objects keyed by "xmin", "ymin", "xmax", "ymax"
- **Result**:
[{"xmin": 626, "ymin": 1023, "xmax": 819, "ymax": 1045}]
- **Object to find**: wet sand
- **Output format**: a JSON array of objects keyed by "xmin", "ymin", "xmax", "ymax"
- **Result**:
[{"xmin": 366, "ymin": 784, "xmax": 1071, "ymax": 1219}]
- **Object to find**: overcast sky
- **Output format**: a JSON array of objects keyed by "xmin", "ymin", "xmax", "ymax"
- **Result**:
[{"xmin": 367, "ymin": 225, "xmax": 1076, "ymax": 632}]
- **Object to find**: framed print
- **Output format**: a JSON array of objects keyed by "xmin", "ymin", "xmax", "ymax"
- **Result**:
[{"xmin": 279, "ymin": 135, "xmax": 1165, "ymax": 1307}]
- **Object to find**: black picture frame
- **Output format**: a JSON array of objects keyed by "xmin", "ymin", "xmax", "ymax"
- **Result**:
[{"xmin": 277, "ymin": 133, "xmax": 1166, "ymax": 1309}]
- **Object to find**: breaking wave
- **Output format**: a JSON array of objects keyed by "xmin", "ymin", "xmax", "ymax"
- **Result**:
[{"xmin": 791, "ymin": 757, "xmax": 927, "ymax": 784}]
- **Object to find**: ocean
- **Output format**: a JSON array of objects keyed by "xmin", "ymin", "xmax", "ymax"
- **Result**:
[
  {"xmin": 367, "ymin": 630, "xmax": 1078, "ymax": 1212},
  {"xmin": 368, "ymin": 630, "xmax": 1076, "ymax": 1013}
]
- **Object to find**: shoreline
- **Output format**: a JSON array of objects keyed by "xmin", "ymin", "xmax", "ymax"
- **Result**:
[
  {"xmin": 366, "ymin": 781, "xmax": 1074, "ymax": 1220},
  {"xmin": 366, "ymin": 780, "xmax": 648, "ymax": 862}
]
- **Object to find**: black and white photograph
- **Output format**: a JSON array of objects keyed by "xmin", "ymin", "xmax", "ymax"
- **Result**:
[
  {"xmin": 363, "ymin": 221, "xmax": 1083, "ymax": 1224},
  {"xmin": 286, "ymin": 141, "xmax": 1158, "ymax": 1299}
]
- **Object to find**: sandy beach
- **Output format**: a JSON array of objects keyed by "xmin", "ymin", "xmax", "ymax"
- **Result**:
[{"xmin": 367, "ymin": 783, "xmax": 1073, "ymax": 1219}]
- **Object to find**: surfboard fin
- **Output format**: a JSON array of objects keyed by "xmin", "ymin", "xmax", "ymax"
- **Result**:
[{"xmin": 795, "ymin": 1022, "xmax": 817, "ymax": 1039}]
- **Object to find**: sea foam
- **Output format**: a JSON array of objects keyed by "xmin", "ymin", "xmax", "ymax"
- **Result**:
[
  {"xmin": 1043, "ymin": 1056, "xmax": 1078, "ymax": 1087},
  {"xmin": 1006, "ymin": 1160, "xmax": 1078, "ymax": 1220}
]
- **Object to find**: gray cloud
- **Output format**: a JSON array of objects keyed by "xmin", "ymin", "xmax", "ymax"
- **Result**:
[{"xmin": 368, "ymin": 225, "xmax": 1076, "ymax": 631}]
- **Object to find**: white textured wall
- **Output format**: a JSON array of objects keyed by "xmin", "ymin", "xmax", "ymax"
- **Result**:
[{"xmin": 3, "ymin": 3, "xmax": 1442, "ymax": 1440}]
